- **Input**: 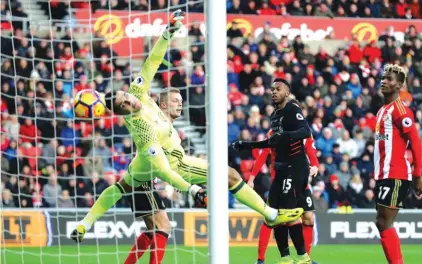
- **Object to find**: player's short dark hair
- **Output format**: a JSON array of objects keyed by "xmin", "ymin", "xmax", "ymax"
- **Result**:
[
  {"xmin": 159, "ymin": 88, "xmax": 181, "ymax": 104},
  {"xmin": 273, "ymin": 78, "xmax": 291, "ymax": 90},
  {"xmin": 104, "ymin": 91, "xmax": 115, "ymax": 110},
  {"xmin": 105, "ymin": 91, "xmax": 126, "ymax": 115}
]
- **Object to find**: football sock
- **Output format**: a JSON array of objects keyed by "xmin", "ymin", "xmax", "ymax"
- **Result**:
[
  {"xmin": 125, "ymin": 232, "xmax": 152, "ymax": 264},
  {"xmin": 289, "ymin": 223, "xmax": 306, "ymax": 256},
  {"xmin": 229, "ymin": 180, "xmax": 277, "ymax": 221},
  {"xmin": 257, "ymin": 223, "xmax": 272, "ymax": 261},
  {"xmin": 302, "ymin": 224, "xmax": 314, "ymax": 255},
  {"xmin": 82, "ymin": 183, "xmax": 124, "ymax": 229},
  {"xmin": 380, "ymin": 227, "xmax": 403, "ymax": 264},
  {"xmin": 149, "ymin": 231, "xmax": 169, "ymax": 264},
  {"xmin": 274, "ymin": 225, "xmax": 290, "ymax": 257}
]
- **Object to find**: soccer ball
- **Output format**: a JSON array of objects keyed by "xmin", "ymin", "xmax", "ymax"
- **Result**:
[{"xmin": 73, "ymin": 89, "xmax": 106, "ymax": 118}]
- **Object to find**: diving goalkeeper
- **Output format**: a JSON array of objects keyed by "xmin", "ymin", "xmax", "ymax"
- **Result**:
[
  {"xmin": 73, "ymin": 9, "xmax": 302, "ymax": 254},
  {"xmin": 70, "ymin": 11, "xmax": 207, "ymax": 245}
]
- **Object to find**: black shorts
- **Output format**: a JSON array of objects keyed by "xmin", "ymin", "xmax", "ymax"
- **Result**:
[
  {"xmin": 126, "ymin": 181, "xmax": 165, "ymax": 218},
  {"xmin": 298, "ymin": 188, "xmax": 315, "ymax": 212},
  {"xmin": 375, "ymin": 179, "xmax": 410, "ymax": 209},
  {"xmin": 268, "ymin": 165, "xmax": 309, "ymax": 209}
]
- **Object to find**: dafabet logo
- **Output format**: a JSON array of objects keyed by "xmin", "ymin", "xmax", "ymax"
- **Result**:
[
  {"xmin": 94, "ymin": 14, "xmax": 125, "ymax": 45},
  {"xmin": 351, "ymin": 22, "xmax": 379, "ymax": 42}
]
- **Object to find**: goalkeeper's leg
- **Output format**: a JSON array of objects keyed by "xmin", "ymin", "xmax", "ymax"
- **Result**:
[
  {"xmin": 173, "ymin": 155, "xmax": 302, "ymax": 224},
  {"xmin": 228, "ymin": 167, "xmax": 303, "ymax": 225},
  {"xmin": 70, "ymin": 179, "xmax": 130, "ymax": 243}
]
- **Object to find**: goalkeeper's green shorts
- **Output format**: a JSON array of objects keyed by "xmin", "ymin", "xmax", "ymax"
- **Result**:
[
  {"xmin": 166, "ymin": 149, "xmax": 208, "ymax": 185},
  {"xmin": 123, "ymin": 143, "xmax": 174, "ymax": 188}
]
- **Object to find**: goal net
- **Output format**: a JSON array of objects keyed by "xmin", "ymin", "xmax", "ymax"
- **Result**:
[{"xmin": 0, "ymin": 0, "xmax": 215, "ymax": 263}]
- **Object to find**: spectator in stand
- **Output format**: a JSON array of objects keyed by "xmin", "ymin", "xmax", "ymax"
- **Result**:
[
  {"xmin": 88, "ymin": 137, "xmax": 112, "ymax": 171},
  {"xmin": 60, "ymin": 120, "xmax": 79, "ymax": 147},
  {"xmin": 312, "ymin": 185, "xmax": 328, "ymax": 211},
  {"xmin": 227, "ymin": 21, "xmax": 243, "ymax": 39},
  {"xmin": 347, "ymin": 39, "xmax": 363, "ymax": 65},
  {"xmin": 89, "ymin": 173, "xmax": 109, "ymax": 199},
  {"xmin": 227, "ymin": 0, "xmax": 241, "ymax": 14},
  {"xmin": 43, "ymin": 174, "xmax": 62, "ymax": 207},
  {"xmin": 228, "ymin": 113, "xmax": 240, "ymax": 144},
  {"xmin": 314, "ymin": 2, "xmax": 334, "ymax": 18},
  {"xmin": 191, "ymin": 65, "xmax": 205, "ymax": 85},
  {"xmin": 189, "ymin": 86, "xmax": 206, "ymax": 130},
  {"xmin": 316, "ymin": 128, "xmax": 336, "ymax": 156},
  {"xmin": 19, "ymin": 118, "xmax": 39, "ymax": 144},
  {"xmin": 359, "ymin": 189, "xmax": 376, "ymax": 208},
  {"xmin": 326, "ymin": 174, "xmax": 348, "ymax": 208},
  {"xmin": 336, "ymin": 130, "xmax": 359, "ymax": 158},
  {"xmin": 2, "ymin": 189, "xmax": 16, "ymax": 208},
  {"xmin": 112, "ymin": 116, "xmax": 130, "ymax": 144},
  {"xmin": 405, "ymin": 189, "xmax": 422, "ymax": 208},
  {"xmin": 57, "ymin": 190, "xmax": 74, "ymax": 208},
  {"xmin": 258, "ymin": 0, "xmax": 276, "ymax": 15},
  {"xmin": 346, "ymin": 174, "xmax": 365, "ymax": 207},
  {"xmin": 242, "ymin": 0, "xmax": 258, "ymax": 14},
  {"xmin": 409, "ymin": 0, "xmax": 421, "ymax": 18},
  {"xmin": 107, "ymin": 70, "xmax": 125, "ymax": 92}
]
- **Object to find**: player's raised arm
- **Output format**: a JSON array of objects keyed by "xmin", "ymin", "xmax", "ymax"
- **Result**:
[{"xmin": 129, "ymin": 10, "xmax": 185, "ymax": 97}]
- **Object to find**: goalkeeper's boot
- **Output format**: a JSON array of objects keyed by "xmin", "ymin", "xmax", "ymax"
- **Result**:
[
  {"xmin": 277, "ymin": 256, "xmax": 294, "ymax": 264},
  {"xmin": 311, "ymin": 261, "xmax": 320, "ymax": 264},
  {"xmin": 255, "ymin": 260, "xmax": 265, "ymax": 264},
  {"xmin": 70, "ymin": 224, "xmax": 87, "ymax": 243},
  {"xmin": 295, "ymin": 253, "xmax": 312, "ymax": 264},
  {"xmin": 265, "ymin": 208, "xmax": 304, "ymax": 227}
]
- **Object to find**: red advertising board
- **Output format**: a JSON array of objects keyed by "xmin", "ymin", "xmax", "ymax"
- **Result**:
[{"xmin": 75, "ymin": 10, "xmax": 422, "ymax": 57}]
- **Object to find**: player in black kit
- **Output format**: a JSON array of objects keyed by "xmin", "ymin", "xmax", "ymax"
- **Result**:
[{"xmin": 232, "ymin": 78, "xmax": 312, "ymax": 264}]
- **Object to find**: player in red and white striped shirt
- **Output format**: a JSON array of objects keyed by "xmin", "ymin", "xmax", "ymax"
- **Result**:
[
  {"xmin": 249, "ymin": 122, "xmax": 319, "ymax": 263},
  {"xmin": 374, "ymin": 64, "xmax": 422, "ymax": 264}
]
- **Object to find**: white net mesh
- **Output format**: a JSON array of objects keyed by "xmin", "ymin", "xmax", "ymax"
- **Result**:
[{"xmin": 1, "ymin": 0, "xmax": 208, "ymax": 263}]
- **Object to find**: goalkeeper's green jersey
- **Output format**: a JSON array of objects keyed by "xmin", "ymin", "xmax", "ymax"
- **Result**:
[{"xmin": 123, "ymin": 36, "xmax": 185, "ymax": 157}]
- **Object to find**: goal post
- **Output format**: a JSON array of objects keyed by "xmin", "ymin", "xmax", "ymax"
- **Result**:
[
  {"xmin": 0, "ymin": 0, "xmax": 229, "ymax": 263},
  {"xmin": 206, "ymin": 0, "xmax": 229, "ymax": 264}
]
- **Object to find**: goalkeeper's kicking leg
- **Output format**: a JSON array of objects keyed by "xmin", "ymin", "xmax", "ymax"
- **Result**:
[
  {"xmin": 173, "ymin": 154, "xmax": 303, "ymax": 225},
  {"xmin": 228, "ymin": 167, "xmax": 302, "ymax": 225}
]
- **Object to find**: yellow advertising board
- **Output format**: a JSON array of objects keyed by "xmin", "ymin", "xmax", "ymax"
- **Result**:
[
  {"xmin": 184, "ymin": 211, "xmax": 277, "ymax": 246},
  {"xmin": 0, "ymin": 211, "xmax": 48, "ymax": 247}
]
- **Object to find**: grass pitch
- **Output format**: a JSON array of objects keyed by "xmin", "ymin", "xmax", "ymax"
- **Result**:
[{"xmin": 2, "ymin": 244, "xmax": 421, "ymax": 263}]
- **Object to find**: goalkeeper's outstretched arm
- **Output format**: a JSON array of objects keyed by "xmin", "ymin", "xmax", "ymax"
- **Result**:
[{"xmin": 129, "ymin": 10, "xmax": 185, "ymax": 97}]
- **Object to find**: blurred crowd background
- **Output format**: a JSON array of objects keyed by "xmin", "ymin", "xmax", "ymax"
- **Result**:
[{"xmin": 2, "ymin": 0, "xmax": 422, "ymax": 211}]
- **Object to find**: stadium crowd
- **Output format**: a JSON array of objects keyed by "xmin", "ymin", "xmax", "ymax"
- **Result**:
[
  {"xmin": 2, "ymin": 1, "xmax": 422, "ymax": 211},
  {"xmin": 17, "ymin": 1, "xmax": 422, "ymax": 22}
]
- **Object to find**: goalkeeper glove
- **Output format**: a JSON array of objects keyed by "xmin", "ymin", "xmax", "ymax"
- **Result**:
[
  {"xmin": 163, "ymin": 9, "xmax": 185, "ymax": 39},
  {"xmin": 189, "ymin": 184, "xmax": 208, "ymax": 208}
]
